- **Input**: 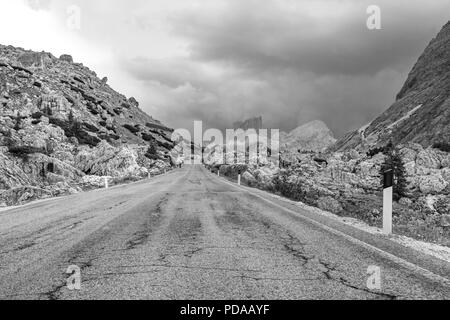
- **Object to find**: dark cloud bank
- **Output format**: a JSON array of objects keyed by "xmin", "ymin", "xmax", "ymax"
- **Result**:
[{"xmin": 121, "ymin": 0, "xmax": 450, "ymax": 137}]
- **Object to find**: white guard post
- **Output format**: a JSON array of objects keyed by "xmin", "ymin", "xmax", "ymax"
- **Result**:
[
  {"xmin": 383, "ymin": 169, "xmax": 393, "ymax": 235},
  {"xmin": 104, "ymin": 177, "xmax": 109, "ymax": 189}
]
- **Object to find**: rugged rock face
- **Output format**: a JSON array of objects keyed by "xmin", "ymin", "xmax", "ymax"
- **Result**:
[
  {"xmin": 280, "ymin": 120, "xmax": 336, "ymax": 153},
  {"xmin": 233, "ymin": 116, "xmax": 263, "ymax": 131},
  {"xmin": 0, "ymin": 44, "xmax": 174, "ymax": 205},
  {"xmin": 334, "ymin": 21, "xmax": 450, "ymax": 152}
]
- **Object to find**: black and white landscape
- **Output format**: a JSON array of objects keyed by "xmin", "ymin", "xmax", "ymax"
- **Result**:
[{"xmin": 0, "ymin": 0, "xmax": 449, "ymax": 302}]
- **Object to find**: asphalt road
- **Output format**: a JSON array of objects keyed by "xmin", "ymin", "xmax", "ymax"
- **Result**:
[{"xmin": 0, "ymin": 165, "xmax": 449, "ymax": 300}]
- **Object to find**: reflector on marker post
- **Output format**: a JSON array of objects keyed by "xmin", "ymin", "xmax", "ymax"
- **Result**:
[{"xmin": 383, "ymin": 169, "xmax": 393, "ymax": 235}]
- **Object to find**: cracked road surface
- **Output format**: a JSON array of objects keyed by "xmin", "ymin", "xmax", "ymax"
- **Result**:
[{"xmin": 0, "ymin": 165, "xmax": 449, "ymax": 300}]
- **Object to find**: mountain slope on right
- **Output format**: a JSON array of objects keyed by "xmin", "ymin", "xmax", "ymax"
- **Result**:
[{"xmin": 334, "ymin": 21, "xmax": 450, "ymax": 152}]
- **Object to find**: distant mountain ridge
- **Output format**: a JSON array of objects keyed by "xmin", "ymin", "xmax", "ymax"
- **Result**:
[
  {"xmin": 334, "ymin": 21, "xmax": 450, "ymax": 152},
  {"xmin": 281, "ymin": 120, "xmax": 336, "ymax": 152},
  {"xmin": 233, "ymin": 116, "xmax": 263, "ymax": 131}
]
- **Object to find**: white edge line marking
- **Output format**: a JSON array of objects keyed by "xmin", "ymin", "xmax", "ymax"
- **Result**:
[{"xmin": 212, "ymin": 169, "xmax": 450, "ymax": 286}]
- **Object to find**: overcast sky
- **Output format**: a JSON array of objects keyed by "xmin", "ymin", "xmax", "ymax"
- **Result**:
[{"xmin": 0, "ymin": 0, "xmax": 449, "ymax": 137}]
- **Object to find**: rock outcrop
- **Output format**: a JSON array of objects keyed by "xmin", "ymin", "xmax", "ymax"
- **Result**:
[
  {"xmin": 0, "ymin": 44, "xmax": 174, "ymax": 205},
  {"xmin": 233, "ymin": 116, "xmax": 263, "ymax": 131}
]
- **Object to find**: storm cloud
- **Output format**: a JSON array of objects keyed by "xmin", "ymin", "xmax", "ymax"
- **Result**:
[{"xmin": 6, "ymin": 0, "xmax": 450, "ymax": 137}]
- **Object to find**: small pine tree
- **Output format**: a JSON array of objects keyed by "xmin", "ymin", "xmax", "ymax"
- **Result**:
[
  {"xmin": 13, "ymin": 116, "xmax": 21, "ymax": 131},
  {"xmin": 68, "ymin": 110, "xmax": 74, "ymax": 123},
  {"xmin": 145, "ymin": 143, "xmax": 159, "ymax": 160},
  {"xmin": 148, "ymin": 143, "xmax": 157, "ymax": 155},
  {"xmin": 380, "ymin": 143, "xmax": 408, "ymax": 200},
  {"xmin": 45, "ymin": 105, "xmax": 53, "ymax": 116}
]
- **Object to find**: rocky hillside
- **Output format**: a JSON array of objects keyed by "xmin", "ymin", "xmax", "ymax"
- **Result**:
[
  {"xmin": 280, "ymin": 120, "xmax": 336, "ymax": 153},
  {"xmin": 334, "ymin": 21, "xmax": 450, "ymax": 152},
  {"xmin": 218, "ymin": 143, "xmax": 450, "ymax": 245},
  {"xmin": 0, "ymin": 44, "xmax": 175, "ymax": 206}
]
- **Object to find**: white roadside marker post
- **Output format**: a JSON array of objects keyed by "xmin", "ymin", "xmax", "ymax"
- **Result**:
[
  {"xmin": 383, "ymin": 169, "xmax": 393, "ymax": 235},
  {"xmin": 218, "ymin": 169, "xmax": 220, "ymax": 177},
  {"xmin": 238, "ymin": 174, "xmax": 241, "ymax": 186},
  {"xmin": 104, "ymin": 177, "xmax": 109, "ymax": 189}
]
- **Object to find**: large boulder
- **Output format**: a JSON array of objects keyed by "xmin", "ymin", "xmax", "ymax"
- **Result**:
[
  {"xmin": 80, "ymin": 175, "xmax": 110, "ymax": 189},
  {"xmin": 416, "ymin": 149, "xmax": 442, "ymax": 169},
  {"xmin": 0, "ymin": 153, "xmax": 34, "ymax": 189},
  {"xmin": 404, "ymin": 161, "xmax": 416, "ymax": 176},
  {"xmin": 441, "ymin": 154, "xmax": 450, "ymax": 168},
  {"xmin": 16, "ymin": 120, "xmax": 67, "ymax": 150},
  {"xmin": 242, "ymin": 171, "xmax": 257, "ymax": 185},
  {"xmin": 441, "ymin": 215, "xmax": 450, "ymax": 228},
  {"xmin": 400, "ymin": 147, "xmax": 419, "ymax": 163},
  {"xmin": 419, "ymin": 174, "xmax": 448, "ymax": 194},
  {"xmin": 75, "ymin": 141, "xmax": 147, "ymax": 178},
  {"xmin": 17, "ymin": 52, "xmax": 53, "ymax": 69},
  {"xmin": 358, "ymin": 153, "xmax": 385, "ymax": 177},
  {"xmin": 59, "ymin": 54, "xmax": 73, "ymax": 64},
  {"xmin": 442, "ymin": 168, "xmax": 450, "ymax": 183},
  {"xmin": 253, "ymin": 166, "xmax": 279, "ymax": 189}
]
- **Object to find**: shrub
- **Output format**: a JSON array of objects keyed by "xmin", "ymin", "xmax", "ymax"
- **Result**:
[
  {"xmin": 379, "ymin": 143, "xmax": 408, "ymax": 200},
  {"xmin": 367, "ymin": 142, "xmax": 393, "ymax": 157},
  {"xmin": 123, "ymin": 124, "xmax": 140, "ymax": 134},
  {"xmin": 9, "ymin": 145, "xmax": 45, "ymax": 156},
  {"xmin": 433, "ymin": 142, "xmax": 450, "ymax": 152},
  {"xmin": 83, "ymin": 122, "xmax": 99, "ymax": 133},
  {"xmin": 219, "ymin": 164, "xmax": 248, "ymax": 180},
  {"xmin": 7, "ymin": 139, "xmax": 48, "ymax": 160},
  {"xmin": 145, "ymin": 122, "xmax": 170, "ymax": 131},
  {"xmin": 11, "ymin": 115, "xmax": 26, "ymax": 131},
  {"xmin": 31, "ymin": 112, "xmax": 45, "ymax": 119},
  {"xmin": 145, "ymin": 144, "xmax": 159, "ymax": 160},
  {"xmin": 50, "ymin": 118, "xmax": 101, "ymax": 147},
  {"xmin": 142, "ymin": 132, "xmax": 155, "ymax": 142},
  {"xmin": 272, "ymin": 172, "xmax": 305, "ymax": 201},
  {"xmin": 157, "ymin": 140, "xmax": 173, "ymax": 150}
]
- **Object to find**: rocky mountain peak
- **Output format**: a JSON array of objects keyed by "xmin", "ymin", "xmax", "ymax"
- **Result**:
[
  {"xmin": 289, "ymin": 120, "xmax": 331, "ymax": 136},
  {"xmin": 233, "ymin": 116, "xmax": 263, "ymax": 131},
  {"xmin": 281, "ymin": 120, "xmax": 336, "ymax": 153},
  {"xmin": 334, "ymin": 21, "xmax": 450, "ymax": 152}
]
